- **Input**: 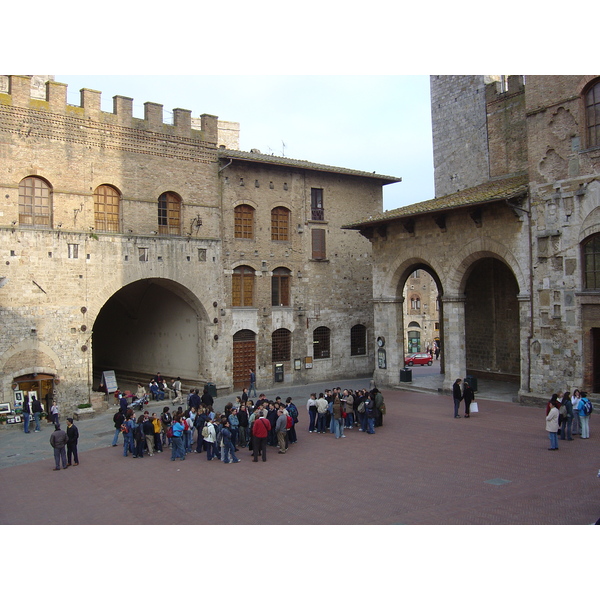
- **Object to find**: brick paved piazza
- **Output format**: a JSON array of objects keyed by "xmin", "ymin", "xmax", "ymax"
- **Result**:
[{"xmin": 1, "ymin": 387, "xmax": 599, "ymax": 525}]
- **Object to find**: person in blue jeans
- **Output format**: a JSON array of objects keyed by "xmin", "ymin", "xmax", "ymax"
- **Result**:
[
  {"xmin": 122, "ymin": 411, "xmax": 135, "ymax": 457},
  {"xmin": 365, "ymin": 394, "xmax": 377, "ymax": 434},
  {"xmin": 249, "ymin": 369, "xmax": 257, "ymax": 398},
  {"xmin": 221, "ymin": 421, "xmax": 240, "ymax": 463},
  {"xmin": 22, "ymin": 395, "xmax": 31, "ymax": 433},
  {"xmin": 170, "ymin": 415, "xmax": 185, "ymax": 460}
]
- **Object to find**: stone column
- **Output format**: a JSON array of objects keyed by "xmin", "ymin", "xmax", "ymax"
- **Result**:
[
  {"xmin": 518, "ymin": 293, "xmax": 532, "ymax": 397},
  {"xmin": 373, "ymin": 296, "xmax": 404, "ymax": 387},
  {"xmin": 441, "ymin": 294, "xmax": 466, "ymax": 392}
]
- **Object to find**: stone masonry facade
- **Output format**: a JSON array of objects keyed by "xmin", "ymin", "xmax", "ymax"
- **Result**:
[{"xmin": 0, "ymin": 75, "xmax": 400, "ymax": 415}]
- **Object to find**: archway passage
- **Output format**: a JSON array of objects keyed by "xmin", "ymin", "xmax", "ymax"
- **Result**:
[
  {"xmin": 92, "ymin": 279, "xmax": 203, "ymax": 385},
  {"xmin": 464, "ymin": 258, "xmax": 520, "ymax": 382}
]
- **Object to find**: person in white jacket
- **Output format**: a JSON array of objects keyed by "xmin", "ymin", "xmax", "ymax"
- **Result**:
[
  {"xmin": 546, "ymin": 398, "xmax": 560, "ymax": 450},
  {"xmin": 202, "ymin": 419, "xmax": 217, "ymax": 461}
]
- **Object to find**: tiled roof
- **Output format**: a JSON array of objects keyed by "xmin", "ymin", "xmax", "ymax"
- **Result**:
[
  {"xmin": 218, "ymin": 149, "xmax": 402, "ymax": 184},
  {"xmin": 343, "ymin": 173, "xmax": 529, "ymax": 229}
]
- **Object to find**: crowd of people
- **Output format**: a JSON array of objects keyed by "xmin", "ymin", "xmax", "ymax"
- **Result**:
[
  {"xmin": 545, "ymin": 389, "xmax": 593, "ymax": 450},
  {"xmin": 110, "ymin": 386, "xmax": 387, "ymax": 464}
]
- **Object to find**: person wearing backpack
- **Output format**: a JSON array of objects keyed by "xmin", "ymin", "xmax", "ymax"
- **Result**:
[
  {"xmin": 133, "ymin": 415, "xmax": 146, "ymax": 458},
  {"xmin": 202, "ymin": 418, "xmax": 217, "ymax": 460},
  {"xmin": 122, "ymin": 410, "xmax": 135, "ymax": 457},
  {"xmin": 160, "ymin": 407, "xmax": 173, "ymax": 447},
  {"xmin": 285, "ymin": 397, "xmax": 298, "ymax": 444},
  {"xmin": 577, "ymin": 391, "xmax": 592, "ymax": 439}
]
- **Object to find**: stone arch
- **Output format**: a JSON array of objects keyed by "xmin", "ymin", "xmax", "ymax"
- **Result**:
[
  {"xmin": 445, "ymin": 238, "xmax": 526, "ymax": 297},
  {"xmin": 579, "ymin": 180, "xmax": 600, "ymax": 242},
  {"xmin": 383, "ymin": 256, "xmax": 445, "ymax": 299}
]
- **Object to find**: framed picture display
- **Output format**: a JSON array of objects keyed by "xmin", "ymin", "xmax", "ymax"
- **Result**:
[
  {"xmin": 0, "ymin": 402, "xmax": 11, "ymax": 415},
  {"xmin": 13, "ymin": 390, "xmax": 24, "ymax": 409},
  {"xmin": 14, "ymin": 415, "xmax": 22, "ymax": 423}
]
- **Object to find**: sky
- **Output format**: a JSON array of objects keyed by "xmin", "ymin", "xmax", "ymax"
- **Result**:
[{"xmin": 55, "ymin": 74, "xmax": 434, "ymax": 212}]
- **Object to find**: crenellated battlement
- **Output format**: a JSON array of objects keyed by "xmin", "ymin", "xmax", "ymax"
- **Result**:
[
  {"xmin": 485, "ymin": 75, "xmax": 525, "ymax": 103},
  {"xmin": 0, "ymin": 75, "xmax": 239, "ymax": 148}
]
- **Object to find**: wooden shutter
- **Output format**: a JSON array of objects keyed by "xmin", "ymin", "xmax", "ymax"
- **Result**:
[{"xmin": 312, "ymin": 229, "xmax": 326, "ymax": 260}]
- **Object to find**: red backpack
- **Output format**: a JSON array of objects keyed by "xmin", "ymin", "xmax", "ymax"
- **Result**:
[{"xmin": 286, "ymin": 415, "xmax": 293, "ymax": 430}]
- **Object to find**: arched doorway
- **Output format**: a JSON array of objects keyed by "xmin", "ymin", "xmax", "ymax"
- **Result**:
[
  {"xmin": 92, "ymin": 278, "xmax": 206, "ymax": 385},
  {"xmin": 233, "ymin": 330, "xmax": 256, "ymax": 390},
  {"xmin": 12, "ymin": 373, "xmax": 55, "ymax": 419},
  {"xmin": 464, "ymin": 257, "xmax": 520, "ymax": 381}
]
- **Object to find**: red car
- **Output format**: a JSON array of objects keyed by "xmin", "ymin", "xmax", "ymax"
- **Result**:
[{"xmin": 404, "ymin": 352, "xmax": 433, "ymax": 366}]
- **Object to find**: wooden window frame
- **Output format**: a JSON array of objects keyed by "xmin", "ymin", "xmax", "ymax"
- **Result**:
[
  {"xmin": 158, "ymin": 192, "xmax": 181, "ymax": 236},
  {"xmin": 311, "ymin": 188, "xmax": 324, "ymax": 221},
  {"xmin": 585, "ymin": 80, "xmax": 600, "ymax": 149},
  {"xmin": 94, "ymin": 185, "xmax": 121, "ymax": 233},
  {"xmin": 311, "ymin": 228, "xmax": 326, "ymax": 260},
  {"xmin": 272, "ymin": 268, "xmax": 291, "ymax": 306},
  {"xmin": 232, "ymin": 266, "xmax": 255, "ymax": 307},
  {"xmin": 583, "ymin": 234, "xmax": 600, "ymax": 290},
  {"xmin": 271, "ymin": 206, "xmax": 290, "ymax": 241},
  {"xmin": 234, "ymin": 204, "xmax": 255, "ymax": 239},
  {"xmin": 18, "ymin": 176, "xmax": 52, "ymax": 228}
]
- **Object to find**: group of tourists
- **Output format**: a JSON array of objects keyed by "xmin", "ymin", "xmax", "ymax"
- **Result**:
[
  {"xmin": 545, "ymin": 389, "xmax": 593, "ymax": 450},
  {"xmin": 111, "ymin": 384, "xmax": 386, "ymax": 464}
]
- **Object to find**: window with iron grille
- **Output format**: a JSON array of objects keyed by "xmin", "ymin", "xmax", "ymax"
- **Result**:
[
  {"xmin": 272, "ymin": 328, "xmax": 291, "ymax": 361},
  {"xmin": 158, "ymin": 192, "xmax": 181, "ymax": 235},
  {"xmin": 232, "ymin": 266, "xmax": 255, "ymax": 306},
  {"xmin": 350, "ymin": 324, "xmax": 367, "ymax": 356},
  {"xmin": 313, "ymin": 326, "xmax": 331, "ymax": 359},
  {"xmin": 311, "ymin": 228, "xmax": 326, "ymax": 260},
  {"xmin": 272, "ymin": 268, "xmax": 291, "ymax": 306},
  {"xmin": 271, "ymin": 206, "xmax": 290, "ymax": 241},
  {"xmin": 94, "ymin": 185, "xmax": 120, "ymax": 232},
  {"xmin": 18, "ymin": 176, "xmax": 52, "ymax": 227},
  {"xmin": 585, "ymin": 80, "xmax": 600, "ymax": 148},
  {"xmin": 583, "ymin": 234, "xmax": 600, "ymax": 289},
  {"xmin": 311, "ymin": 188, "xmax": 324, "ymax": 220},
  {"xmin": 234, "ymin": 204, "xmax": 254, "ymax": 239}
]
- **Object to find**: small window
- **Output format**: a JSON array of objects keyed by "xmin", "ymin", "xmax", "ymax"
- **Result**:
[
  {"xmin": 272, "ymin": 328, "xmax": 291, "ymax": 361},
  {"xmin": 311, "ymin": 229, "xmax": 326, "ymax": 260},
  {"xmin": 94, "ymin": 185, "xmax": 120, "ymax": 232},
  {"xmin": 18, "ymin": 176, "xmax": 52, "ymax": 227},
  {"xmin": 410, "ymin": 295, "xmax": 421, "ymax": 310},
  {"xmin": 313, "ymin": 326, "xmax": 331, "ymax": 359},
  {"xmin": 350, "ymin": 324, "xmax": 367, "ymax": 356},
  {"xmin": 232, "ymin": 266, "xmax": 255, "ymax": 306},
  {"xmin": 234, "ymin": 204, "xmax": 254, "ymax": 239},
  {"xmin": 271, "ymin": 207, "xmax": 290, "ymax": 241},
  {"xmin": 158, "ymin": 192, "xmax": 181, "ymax": 235},
  {"xmin": 68, "ymin": 244, "xmax": 79, "ymax": 259},
  {"xmin": 272, "ymin": 267, "xmax": 291, "ymax": 306},
  {"xmin": 583, "ymin": 234, "xmax": 600, "ymax": 289},
  {"xmin": 139, "ymin": 248, "xmax": 149, "ymax": 262},
  {"xmin": 585, "ymin": 79, "xmax": 600, "ymax": 148},
  {"xmin": 311, "ymin": 188, "xmax": 324, "ymax": 221}
]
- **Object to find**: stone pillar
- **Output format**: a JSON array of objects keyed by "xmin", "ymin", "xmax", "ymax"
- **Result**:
[
  {"xmin": 441, "ymin": 294, "xmax": 466, "ymax": 392},
  {"xmin": 200, "ymin": 113, "xmax": 219, "ymax": 145},
  {"xmin": 113, "ymin": 96, "xmax": 133, "ymax": 124},
  {"xmin": 373, "ymin": 297, "xmax": 404, "ymax": 387},
  {"xmin": 518, "ymin": 293, "xmax": 532, "ymax": 397},
  {"xmin": 144, "ymin": 102, "xmax": 163, "ymax": 131},
  {"xmin": 81, "ymin": 88, "xmax": 102, "ymax": 116},
  {"xmin": 47, "ymin": 81, "xmax": 67, "ymax": 113},
  {"xmin": 173, "ymin": 108, "xmax": 192, "ymax": 137},
  {"xmin": 8, "ymin": 75, "xmax": 32, "ymax": 107}
]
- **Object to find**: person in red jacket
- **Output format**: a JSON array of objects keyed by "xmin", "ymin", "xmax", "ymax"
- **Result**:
[{"xmin": 251, "ymin": 409, "xmax": 271, "ymax": 462}]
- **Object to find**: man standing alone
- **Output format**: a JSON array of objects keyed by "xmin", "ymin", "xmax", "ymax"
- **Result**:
[
  {"xmin": 249, "ymin": 368, "xmax": 257, "ymax": 398},
  {"xmin": 66, "ymin": 417, "xmax": 79, "ymax": 466}
]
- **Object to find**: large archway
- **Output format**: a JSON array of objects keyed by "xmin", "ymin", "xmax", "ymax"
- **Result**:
[
  {"xmin": 464, "ymin": 257, "xmax": 520, "ymax": 382},
  {"xmin": 92, "ymin": 278, "xmax": 207, "ymax": 385}
]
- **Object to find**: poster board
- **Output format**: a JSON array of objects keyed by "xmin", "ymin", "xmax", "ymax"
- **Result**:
[{"xmin": 102, "ymin": 370, "xmax": 118, "ymax": 393}]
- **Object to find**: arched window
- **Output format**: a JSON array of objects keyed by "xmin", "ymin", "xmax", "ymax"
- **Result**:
[
  {"xmin": 271, "ymin": 206, "xmax": 290, "ymax": 241},
  {"xmin": 350, "ymin": 324, "xmax": 367, "ymax": 356},
  {"xmin": 410, "ymin": 295, "xmax": 421, "ymax": 310},
  {"xmin": 583, "ymin": 234, "xmax": 600, "ymax": 289},
  {"xmin": 272, "ymin": 267, "xmax": 291, "ymax": 306},
  {"xmin": 158, "ymin": 192, "xmax": 181, "ymax": 235},
  {"xmin": 232, "ymin": 266, "xmax": 255, "ymax": 306},
  {"xmin": 272, "ymin": 328, "xmax": 291, "ymax": 361},
  {"xmin": 18, "ymin": 176, "xmax": 52, "ymax": 227},
  {"xmin": 585, "ymin": 79, "xmax": 600, "ymax": 148},
  {"xmin": 94, "ymin": 185, "xmax": 120, "ymax": 232},
  {"xmin": 234, "ymin": 204, "xmax": 254, "ymax": 239},
  {"xmin": 313, "ymin": 326, "xmax": 331, "ymax": 359}
]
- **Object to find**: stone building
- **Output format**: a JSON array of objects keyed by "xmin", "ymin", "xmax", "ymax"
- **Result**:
[
  {"xmin": 0, "ymin": 75, "xmax": 400, "ymax": 415},
  {"xmin": 346, "ymin": 75, "xmax": 600, "ymax": 404},
  {"xmin": 403, "ymin": 269, "xmax": 439, "ymax": 354}
]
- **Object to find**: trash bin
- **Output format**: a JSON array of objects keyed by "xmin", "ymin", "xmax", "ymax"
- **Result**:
[
  {"xmin": 464, "ymin": 375, "xmax": 477, "ymax": 392},
  {"xmin": 274, "ymin": 363, "xmax": 284, "ymax": 383},
  {"xmin": 400, "ymin": 368, "xmax": 412, "ymax": 383},
  {"xmin": 206, "ymin": 382, "xmax": 217, "ymax": 398}
]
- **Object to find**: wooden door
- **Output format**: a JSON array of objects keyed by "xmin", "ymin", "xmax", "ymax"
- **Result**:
[{"xmin": 233, "ymin": 330, "xmax": 256, "ymax": 390}]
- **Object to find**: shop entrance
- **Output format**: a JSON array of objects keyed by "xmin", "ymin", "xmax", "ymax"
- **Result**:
[{"xmin": 13, "ymin": 374, "xmax": 55, "ymax": 420}]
